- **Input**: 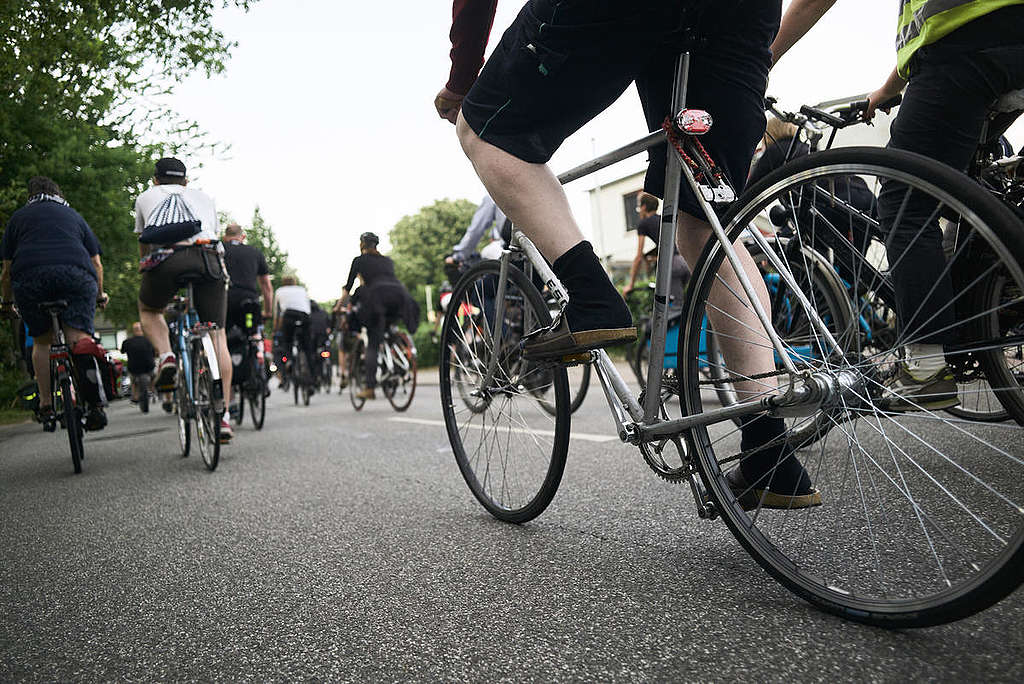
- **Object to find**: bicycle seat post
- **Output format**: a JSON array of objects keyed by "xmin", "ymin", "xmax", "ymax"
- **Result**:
[{"xmin": 643, "ymin": 51, "xmax": 690, "ymax": 423}]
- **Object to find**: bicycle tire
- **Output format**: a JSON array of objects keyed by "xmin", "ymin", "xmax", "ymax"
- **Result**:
[
  {"xmin": 439, "ymin": 259, "xmax": 570, "ymax": 524},
  {"xmin": 386, "ymin": 333, "xmax": 417, "ymax": 412},
  {"xmin": 537, "ymin": 361, "xmax": 590, "ymax": 416},
  {"xmin": 176, "ymin": 368, "xmax": 191, "ymax": 459},
  {"xmin": 194, "ymin": 344, "xmax": 220, "ymax": 471},
  {"xmin": 680, "ymin": 146, "xmax": 1024, "ymax": 627},
  {"xmin": 139, "ymin": 376, "xmax": 150, "ymax": 414},
  {"xmin": 59, "ymin": 373, "xmax": 83, "ymax": 474},
  {"xmin": 974, "ymin": 268, "xmax": 1024, "ymax": 425},
  {"xmin": 250, "ymin": 371, "xmax": 267, "ymax": 430},
  {"xmin": 235, "ymin": 390, "xmax": 245, "ymax": 426},
  {"xmin": 349, "ymin": 340, "xmax": 366, "ymax": 411}
]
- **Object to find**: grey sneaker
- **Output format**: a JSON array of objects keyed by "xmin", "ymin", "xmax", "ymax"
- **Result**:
[{"xmin": 882, "ymin": 364, "xmax": 959, "ymax": 411}]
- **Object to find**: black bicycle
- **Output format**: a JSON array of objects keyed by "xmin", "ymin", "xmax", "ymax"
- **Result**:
[
  {"xmin": 283, "ymin": 317, "xmax": 314, "ymax": 407},
  {"xmin": 349, "ymin": 324, "xmax": 417, "ymax": 411},
  {"xmin": 40, "ymin": 301, "xmax": 87, "ymax": 473}
]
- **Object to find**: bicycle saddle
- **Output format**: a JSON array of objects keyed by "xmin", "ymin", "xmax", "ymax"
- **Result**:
[
  {"xmin": 39, "ymin": 300, "xmax": 69, "ymax": 312},
  {"xmin": 174, "ymin": 271, "xmax": 208, "ymax": 286}
]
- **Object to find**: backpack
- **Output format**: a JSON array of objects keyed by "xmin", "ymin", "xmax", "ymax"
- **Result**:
[{"xmin": 139, "ymin": 191, "xmax": 202, "ymax": 245}]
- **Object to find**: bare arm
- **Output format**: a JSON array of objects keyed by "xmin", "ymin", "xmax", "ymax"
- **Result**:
[
  {"xmin": 624, "ymin": 235, "xmax": 646, "ymax": 295},
  {"xmin": 770, "ymin": 0, "xmax": 839, "ymax": 65},
  {"xmin": 91, "ymin": 254, "xmax": 104, "ymax": 294},
  {"xmin": 865, "ymin": 66, "xmax": 908, "ymax": 120},
  {"xmin": 259, "ymin": 274, "xmax": 274, "ymax": 318}
]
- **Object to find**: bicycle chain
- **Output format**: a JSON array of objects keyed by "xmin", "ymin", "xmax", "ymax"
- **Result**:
[{"xmin": 696, "ymin": 369, "xmax": 789, "ymax": 386}]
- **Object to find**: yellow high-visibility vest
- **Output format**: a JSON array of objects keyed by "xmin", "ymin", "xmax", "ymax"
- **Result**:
[{"xmin": 896, "ymin": 0, "xmax": 1024, "ymax": 77}]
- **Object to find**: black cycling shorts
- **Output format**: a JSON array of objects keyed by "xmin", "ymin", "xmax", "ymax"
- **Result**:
[
  {"xmin": 461, "ymin": 0, "xmax": 780, "ymax": 219},
  {"xmin": 139, "ymin": 246, "xmax": 228, "ymax": 328}
]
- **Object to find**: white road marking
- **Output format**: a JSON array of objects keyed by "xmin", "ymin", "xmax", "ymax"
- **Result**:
[{"xmin": 389, "ymin": 417, "xmax": 618, "ymax": 443}]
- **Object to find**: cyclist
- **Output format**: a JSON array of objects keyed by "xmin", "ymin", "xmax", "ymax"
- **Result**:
[
  {"xmin": 121, "ymin": 321, "xmax": 156, "ymax": 404},
  {"xmin": 0, "ymin": 176, "xmax": 110, "ymax": 431},
  {"xmin": 622, "ymin": 192, "xmax": 690, "ymax": 304},
  {"xmin": 274, "ymin": 274, "xmax": 311, "ymax": 391},
  {"xmin": 445, "ymin": 194, "xmax": 507, "ymax": 281},
  {"xmin": 340, "ymin": 232, "xmax": 419, "ymax": 400},
  {"xmin": 308, "ymin": 300, "xmax": 331, "ymax": 387},
  {"xmin": 134, "ymin": 157, "xmax": 234, "ymax": 442},
  {"xmin": 772, "ymin": 0, "xmax": 1024, "ymax": 410},
  {"xmin": 437, "ymin": 1, "xmax": 821, "ymax": 508},
  {"xmin": 223, "ymin": 222, "xmax": 274, "ymax": 333}
]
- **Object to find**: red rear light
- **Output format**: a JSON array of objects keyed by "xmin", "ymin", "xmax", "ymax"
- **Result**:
[
  {"xmin": 281, "ymin": 355, "xmax": 288, "ymax": 362},
  {"xmin": 320, "ymin": 351, "xmax": 331, "ymax": 358}
]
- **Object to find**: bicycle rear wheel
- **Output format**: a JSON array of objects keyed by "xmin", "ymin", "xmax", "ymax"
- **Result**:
[
  {"xmin": 439, "ymin": 259, "xmax": 570, "ymax": 523},
  {"xmin": 680, "ymin": 147, "xmax": 1024, "ymax": 627},
  {"xmin": 57, "ymin": 372, "xmax": 83, "ymax": 474},
  {"xmin": 139, "ymin": 375, "xmax": 150, "ymax": 414},
  {"xmin": 194, "ymin": 345, "xmax": 220, "ymax": 471},
  {"xmin": 176, "ymin": 367, "xmax": 191, "ymax": 458},
  {"xmin": 349, "ymin": 340, "xmax": 367, "ymax": 411},
  {"xmin": 384, "ymin": 333, "xmax": 417, "ymax": 412},
  {"xmin": 249, "ymin": 369, "xmax": 267, "ymax": 430}
]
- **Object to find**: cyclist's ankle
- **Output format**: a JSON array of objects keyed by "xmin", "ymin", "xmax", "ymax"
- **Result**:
[{"xmin": 553, "ymin": 241, "xmax": 632, "ymax": 330}]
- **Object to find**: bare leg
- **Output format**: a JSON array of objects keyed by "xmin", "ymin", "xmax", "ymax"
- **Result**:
[
  {"xmin": 33, "ymin": 326, "xmax": 90, "ymax": 408},
  {"xmin": 210, "ymin": 329, "xmax": 232, "ymax": 407},
  {"xmin": 676, "ymin": 214, "xmax": 775, "ymax": 401},
  {"xmin": 457, "ymin": 113, "xmax": 583, "ymax": 261},
  {"xmin": 139, "ymin": 303, "xmax": 171, "ymax": 356}
]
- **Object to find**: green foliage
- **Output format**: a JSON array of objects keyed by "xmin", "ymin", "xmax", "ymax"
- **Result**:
[
  {"xmin": 411, "ymin": 325, "xmax": 440, "ymax": 369},
  {"xmin": 388, "ymin": 199, "xmax": 477, "ymax": 297},
  {"xmin": 0, "ymin": 0, "xmax": 256, "ymax": 403}
]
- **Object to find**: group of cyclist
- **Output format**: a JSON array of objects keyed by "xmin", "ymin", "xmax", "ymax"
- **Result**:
[{"xmin": 0, "ymin": 155, "xmax": 419, "ymax": 456}]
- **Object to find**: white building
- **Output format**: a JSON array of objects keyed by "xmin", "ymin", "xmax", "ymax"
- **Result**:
[{"xmin": 584, "ymin": 101, "xmax": 896, "ymax": 278}]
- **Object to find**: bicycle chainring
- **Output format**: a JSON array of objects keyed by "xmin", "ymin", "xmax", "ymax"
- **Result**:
[{"xmin": 637, "ymin": 389, "xmax": 690, "ymax": 483}]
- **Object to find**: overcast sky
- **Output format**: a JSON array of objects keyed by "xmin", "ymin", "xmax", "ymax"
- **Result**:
[{"xmin": 164, "ymin": 1, "xmax": 1023, "ymax": 300}]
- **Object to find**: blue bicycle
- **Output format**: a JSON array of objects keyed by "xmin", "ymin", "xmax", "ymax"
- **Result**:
[{"xmin": 170, "ymin": 275, "xmax": 224, "ymax": 470}]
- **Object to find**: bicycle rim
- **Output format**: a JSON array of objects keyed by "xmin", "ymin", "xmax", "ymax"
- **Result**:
[
  {"xmin": 439, "ymin": 260, "xmax": 570, "ymax": 523},
  {"xmin": 386, "ymin": 335, "xmax": 417, "ymax": 412},
  {"xmin": 195, "ymin": 352, "xmax": 220, "ymax": 471},
  {"xmin": 680, "ymin": 147, "xmax": 1024, "ymax": 627}
]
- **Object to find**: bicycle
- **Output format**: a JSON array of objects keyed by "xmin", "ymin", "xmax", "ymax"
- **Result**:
[
  {"xmin": 765, "ymin": 94, "xmax": 1024, "ymax": 424},
  {"xmin": 230, "ymin": 320, "xmax": 269, "ymax": 431},
  {"xmin": 349, "ymin": 323, "xmax": 417, "ymax": 411},
  {"xmin": 132, "ymin": 371, "xmax": 153, "ymax": 414},
  {"xmin": 170, "ymin": 275, "xmax": 224, "ymax": 470},
  {"xmin": 39, "ymin": 300, "xmax": 87, "ymax": 473},
  {"xmin": 439, "ymin": 52, "xmax": 1024, "ymax": 628},
  {"xmin": 283, "ymin": 317, "xmax": 314, "ymax": 407}
]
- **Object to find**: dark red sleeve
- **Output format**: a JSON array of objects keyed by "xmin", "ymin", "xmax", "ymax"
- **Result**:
[{"xmin": 446, "ymin": 0, "xmax": 499, "ymax": 96}]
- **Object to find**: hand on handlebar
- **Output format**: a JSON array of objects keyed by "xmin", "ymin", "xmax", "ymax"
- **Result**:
[
  {"xmin": 434, "ymin": 86, "xmax": 464, "ymax": 125},
  {"xmin": 96, "ymin": 292, "xmax": 110, "ymax": 310}
]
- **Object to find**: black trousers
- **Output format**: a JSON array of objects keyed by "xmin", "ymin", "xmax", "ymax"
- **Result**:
[
  {"xmin": 352, "ymin": 285, "xmax": 408, "ymax": 389},
  {"xmin": 880, "ymin": 6, "xmax": 1024, "ymax": 345}
]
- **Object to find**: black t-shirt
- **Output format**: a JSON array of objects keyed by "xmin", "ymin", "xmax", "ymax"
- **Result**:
[
  {"xmin": 223, "ymin": 240, "xmax": 269, "ymax": 294},
  {"xmin": 637, "ymin": 214, "xmax": 661, "ymax": 243},
  {"xmin": 121, "ymin": 335, "xmax": 156, "ymax": 375},
  {"xmin": 344, "ymin": 253, "xmax": 400, "ymax": 291},
  {"xmin": 1, "ymin": 200, "xmax": 102, "ymax": 281}
]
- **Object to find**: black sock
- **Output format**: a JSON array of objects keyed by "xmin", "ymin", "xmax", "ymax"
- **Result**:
[
  {"xmin": 739, "ymin": 415, "xmax": 812, "ymax": 493},
  {"xmin": 552, "ymin": 241, "xmax": 632, "ymax": 332}
]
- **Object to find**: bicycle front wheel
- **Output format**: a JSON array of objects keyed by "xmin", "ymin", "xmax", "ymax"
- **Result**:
[
  {"xmin": 439, "ymin": 259, "xmax": 570, "ymax": 523},
  {"xmin": 348, "ymin": 340, "xmax": 367, "ymax": 411},
  {"xmin": 680, "ymin": 146, "xmax": 1024, "ymax": 627}
]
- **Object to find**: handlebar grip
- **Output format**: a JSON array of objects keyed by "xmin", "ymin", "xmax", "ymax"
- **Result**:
[
  {"xmin": 875, "ymin": 93, "xmax": 903, "ymax": 110},
  {"xmin": 799, "ymin": 105, "xmax": 847, "ymax": 129}
]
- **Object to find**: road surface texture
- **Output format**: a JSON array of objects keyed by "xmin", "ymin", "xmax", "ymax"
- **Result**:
[{"xmin": 2, "ymin": 375, "xmax": 1021, "ymax": 681}]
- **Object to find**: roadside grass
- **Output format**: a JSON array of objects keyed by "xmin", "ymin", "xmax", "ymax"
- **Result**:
[{"xmin": 0, "ymin": 408, "xmax": 31, "ymax": 426}]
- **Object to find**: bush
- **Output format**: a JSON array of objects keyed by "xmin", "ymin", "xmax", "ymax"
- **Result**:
[{"xmin": 412, "ymin": 325, "xmax": 440, "ymax": 368}]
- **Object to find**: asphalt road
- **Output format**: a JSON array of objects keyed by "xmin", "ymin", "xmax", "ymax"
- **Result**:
[{"xmin": 1, "ymin": 373, "xmax": 1021, "ymax": 682}]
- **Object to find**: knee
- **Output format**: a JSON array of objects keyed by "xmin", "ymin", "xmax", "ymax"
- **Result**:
[{"xmin": 456, "ymin": 112, "xmax": 481, "ymax": 158}]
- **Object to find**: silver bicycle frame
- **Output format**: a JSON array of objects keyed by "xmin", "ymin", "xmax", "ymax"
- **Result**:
[{"xmin": 493, "ymin": 52, "xmax": 842, "ymax": 444}]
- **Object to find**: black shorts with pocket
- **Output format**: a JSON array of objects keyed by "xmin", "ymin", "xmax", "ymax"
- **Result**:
[
  {"xmin": 139, "ymin": 246, "xmax": 228, "ymax": 328},
  {"xmin": 460, "ymin": 0, "xmax": 780, "ymax": 219}
]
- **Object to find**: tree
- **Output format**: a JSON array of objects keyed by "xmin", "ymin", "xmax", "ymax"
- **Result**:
[
  {"xmin": 389, "ymin": 199, "xmax": 478, "ymax": 294},
  {"xmin": 0, "ymin": 1, "xmax": 257, "ymax": 404}
]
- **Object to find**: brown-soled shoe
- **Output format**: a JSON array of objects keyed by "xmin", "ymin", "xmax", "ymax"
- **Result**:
[
  {"xmin": 521, "ymin": 315, "xmax": 637, "ymax": 361},
  {"xmin": 356, "ymin": 387, "xmax": 376, "ymax": 400},
  {"xmin": 726, "ymin": 466, "xmax": 822, "ymax": 512}
]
